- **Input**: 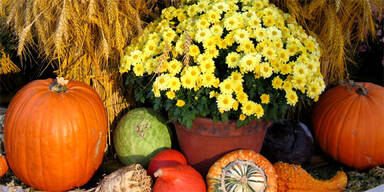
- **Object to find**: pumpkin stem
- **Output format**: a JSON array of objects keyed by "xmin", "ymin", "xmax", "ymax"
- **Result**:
[
  {"xmin": 50, "ymin": 77, "xmax": 69, "ymax": 93},
  {"xmin": 356, "ymin": 87, "xmax": 368, "ymax": 95},
  {"xmin": 340, "ymin": 80, "xmax": 368, "ymax": 96},
  {"xmin": 154, "ymin": 169, "xmax": 162, "ymax": 178}
]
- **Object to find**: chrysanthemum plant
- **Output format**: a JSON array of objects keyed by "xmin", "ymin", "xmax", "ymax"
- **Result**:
[{"xmin": 120, "ymin": 0, "xmax": 326, "ymax": 129}]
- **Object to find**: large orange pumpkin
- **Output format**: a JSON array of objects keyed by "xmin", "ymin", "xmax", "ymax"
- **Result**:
[
  {"xmin": 4, "ymin": 77, "xmax": 108, "ymax": 191},
  {"xmin": 312, "ymin": 81, "xmax": 384, "ymax": 169}
]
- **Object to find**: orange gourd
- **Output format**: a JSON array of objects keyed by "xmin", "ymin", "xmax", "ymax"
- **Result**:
[
  {"xmin": 206, "ymin": 149, "xmax": 277, "ymax": 192},
  {"xmin": 153, "ymin": 164, "xmax": 206, "ymax": 192},
  {"xmin": 273, "ymin": 162, "xmax": 347, "ymax": 192},
  {"xmin": 4, "ymin": 77, "xmax": 108, "ymax": 191},
  {"xmin": 0, "ymin": 155, "xmax": 8, "ymax": 177},
  {"xmin": 312, "ymin": 81, "xmax": 384, "ymax": 169}
]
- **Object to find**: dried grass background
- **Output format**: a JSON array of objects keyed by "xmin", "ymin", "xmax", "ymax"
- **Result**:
[{"xmin": 0, "ymin": 0, "xmax": 159, "ymax": 140}]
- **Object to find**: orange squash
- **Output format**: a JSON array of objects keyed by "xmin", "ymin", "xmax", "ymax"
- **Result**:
[
  {"xmin": 207, "ymin": 149, "xmax": 277, "ymax": 192},
  {"xmin": 0, "ymin": 155, "xmax": 8, "ymax": 177},
  {"xmin": 153, "ymin": 164, "xmax": 206, "ymax": 192},
  {"xmin": 312, "ymin": 81, "xmax": 384, "ymax": 169},
  {"xmin": 273, "ymin": 162, "xmax": 347, "ymax": 192},
  {"xmin": 4, "ymin": 77, "xmax": 108, "ymax": 191}
]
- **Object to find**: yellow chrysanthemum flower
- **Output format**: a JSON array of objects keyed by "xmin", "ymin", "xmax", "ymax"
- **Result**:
[
  {"xmin": 236, "ymin": 91, "xmax": 249, "ymax": 104},
  {"xmin": 262, "ymin": 47, "xmax": 276, "ymax": 60},
  {"xmin": 155, "ymin": 74, "xmax": 171, "ymax": 90},
  {"xmin": 202, "ymin": 73, "xmax": 217, "ymax": 88},
  {"xmin": 219, "ymin": 79, "xmax": 234, "ymax": 95},
  {"xmin": 259, "ymin": 62, "xmax": 273, "ymax": 78},
  {"xmin": 185, "ymin": 66, "xmax": 201, "ymax": 80},
  {"xmin": 279, "ymin": 63, "xmax": 292, "ymax": 75},
  {"xmin": 168, "ymin": 60, "xmax": 182, "ymax": 75},
  {"xmin": 181, "ymin": 74, "xmax": 196, "ymax": 89},
  {"xmin": 248, "ymin": 15, "xmax": 261, "ymax": 29},
  {"xmin": 263, "ymin": 15, "xmax": 275, "ymax": 27},
  {"xmin": 168, "ymin": 77, "xmax": 181, "ymax": 91},
  {"xmin": 260, "ymin": 94, "xmax": 270, "ymax": 104},
  {"xmin": 237, "ymin": 39, "xmax": 255, "ymax": 53},
  {"xmin": 197, "ymin": 53, "xmax": 210, "ymax": 65},
  {"xmin": 230, "ymin": 71, "xmax": 244, "ymax": 84},
  {"xmin": 175, "ymin": 37, "xmax": 185, "ymax": 55},
  {"xmin": 144, "ymin": 41, "xmax": 157, "ymax": 55},
  {"xmin": 133, "ymin": 63, "xmax": 145, "ymax": 76},
  {"xmin": 272, "ymin": 76, "xmax": 283, "ymax": 89},
  {"xmin": 293, "ymin": 64, "xmax": 309, "ymax": 77},
  {"xmin": 306, "ymin": 82, "xmax": 322, "ymax": 99},
  {"xmin": 207, "ymin": 10, "xmax": 221, "ymax": 23},
  {"xmin": 224, "ymin": 32, "xmax": 236, "ymax": 46},
  {"xmin": 240, "ymin": 54, "xmax": 260, "ymax": 73},
  {"xmin": 283, "ymin": 80, "xmax": 293, "ymax": 91},
  {"xmin": 205, "ymin": 48, "xmax": 219, "ymax": 58},
  {"xmin": 226, "ymin": 52, "xmax": 241, "ymax": 68},
  {"xmin": 176, "ymin": 99, "xmax": 185, "ymax": 107},
  {"xmin": 189, "ymin": 44, "xmax": 200, "ymax": 57},
  {"xmin": 166, "ymin": 91, "xmax": 176, "ymax": 99},
  {"xmin": 199, "ymin": 60, "xmax": 215, "ymax": 74},
  {"xmin": 217, "ymin": 94, "xmax": 235, "ymax": 112},
  {"xmin": 214, "ymin": 2, "xmax": 230, "ymax": 12},
  {"xmin": 273, "ymin": 39, "xmax": 283, "ymax": 49},
  {"xmin": 267, "ymin": 26, "xmax": 282, "ymax": 40},
  {"xmin": 224, "ymin": 13, "xmax": 243, "ymax": 31},
  {"xmin": 292, "ymin": 76, "xmax": 306, "ymax": 90},
  {"xmin": 197, "ymin": 18, "xmax": 209, "ymax": 29},
  {"xmin": 218, "ymin": 38, "xmax": 228, "ymax": 49},
  {"xmin": 241, "ymin": 100, "xmax": 257, "ymax": 116},
  {"xmin": 187, "ymin": 4, "xmax": 198, "ymax": 16},
  {"xmin": 162, "ymin": 28, "xmax": 177, "ymax": 42},
  {"xmin": 234, "ymin": 29, "xmax": 250, "ymax": 43},
  {"xmin": 277, "ymin": 49, "xmax": 289, "ymax": 63},
  {"xmin": 285, "ymin": 90, "xmax": 298, "ymax": 106},
  {"xmin": 233, "ymin": 101, "xmax": 239, "ymax": 110},
  {"xmin": 203, "ymin": 37, "xmax": 217, "ymax": 49},
  {"xmin": 130, "ymin": 50, "xmax": 143, "ymax": 64},
  {"xmin": 254, "ymin": 27, "xmax": 267, "ymax": 41},
  {"xmin": 254, "ymin": 103, "xmax": 264, "ymax": 118},
  {"xmin": 195, "ymin": 28, "xmax": 212, "ymax": 43}
]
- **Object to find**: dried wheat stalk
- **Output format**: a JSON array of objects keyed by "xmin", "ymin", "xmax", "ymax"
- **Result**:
[{"xmin": 0, "ymin": 0, "xmax": 158, "ymax": 138}]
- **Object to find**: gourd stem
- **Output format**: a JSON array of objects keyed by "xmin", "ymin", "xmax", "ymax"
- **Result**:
[
  {"xmin": 50, "ymin": 77, "xmax": 69, "ymax": 93},
  {"xmin": 340, "ymin": 80, "xmax": 368, "ymax": 96}
]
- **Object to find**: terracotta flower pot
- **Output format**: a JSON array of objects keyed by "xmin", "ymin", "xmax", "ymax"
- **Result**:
[{"xmin": 173, "ymin": 117, "xmax": 270, "ymax": 176}]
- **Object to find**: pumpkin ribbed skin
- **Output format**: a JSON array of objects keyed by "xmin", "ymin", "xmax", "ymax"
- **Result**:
[
  {"xmin": 207, "ymin": 150, "xmax": 277, "ymax": 192},
  {"xmin": 312, "ymin": 82, "xmax": 384, "ymax": 169},
  {"xmin": 4, "ymin": 78, "xmax": 108, "ymax": 191}
]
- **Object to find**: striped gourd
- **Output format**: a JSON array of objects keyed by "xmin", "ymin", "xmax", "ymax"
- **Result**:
[{"xmin": 207, "ymin": 150, "xmax": 277, "ymax": 192}]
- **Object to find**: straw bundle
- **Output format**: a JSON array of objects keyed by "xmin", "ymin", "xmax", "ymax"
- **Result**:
[{"xmin": 0, "ymin": 0, "xmax": 158, "ymax": 136}]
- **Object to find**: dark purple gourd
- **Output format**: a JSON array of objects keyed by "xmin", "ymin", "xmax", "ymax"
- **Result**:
[{"xmin": 261, "ymin": 120, "xmax": 314, "ymax": 166}]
